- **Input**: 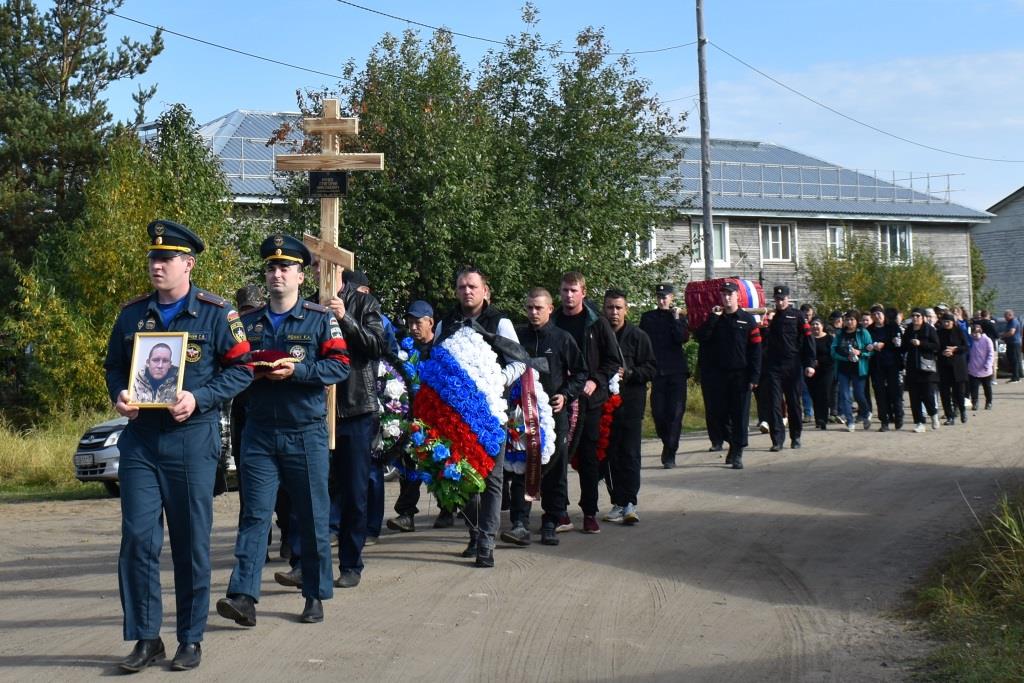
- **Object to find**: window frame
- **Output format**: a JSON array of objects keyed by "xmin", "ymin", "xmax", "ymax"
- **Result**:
[
  {"xmin": 759, "ymin": 222, "xmax": 795, "ymax": 263},
  {"xmin": 826, "ymin": 223, "xmax": 847, "ymax": 258},
  {"xmin": 878, "ymin": 222, "xmax": 912, "ymax": 262},
  {"xmin": 691, "ymin": 220, "xmax": 730, "ymax": 267}
]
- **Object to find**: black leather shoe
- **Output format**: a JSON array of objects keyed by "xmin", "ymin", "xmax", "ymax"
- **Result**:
[
  {"xmin": 540, "ymin": 524, "xmax": 559, "ymax": 546},
  {"xmin": 960, "ymin": 412, "xmax": 968, "ymax": 424},
  {"xmin": 300, "ymin": 598, "xmax": 323, "ymax": 623},
  {"xmin": 769, "ymin": 444, "xmax": 781, "ymax": 453},
  {"xmin": 724, "ymin": 450, "xmax": 735, "ymax": 466},
  {"xmin": 731, "ymin": 451, "xmax": 744, "ymax": 470},
  {"xmin": 433, "ymin": 511, "xmax": 455, "ymax": 528},
  {"xmin": 386, "ymin": 514, "xmax": 415, "ymax": 532},
  {"xmin": 216, "ymin": 594, "xmax": 256, "ymax": 627},
  {"xmin": 170, "ymin": 643, "xmax": 201, "ymax": 671},
  {"xmin": 661, "ymin": 459, "xmax": 676, "ymax": 469},
  {"xmin": 708, "ymin": 443, "xmax": 723, "ymax": 452},
  {"xmin": 460, "ymin": 538, "xmax": 478, "ymax": 558},
  {"xmin": 790, "ymin": 439, "xmax": 801, "ymax": 449},
  {"xmin": 119, "ymin": 638, "xmax": 165, "ymax": 673},
  {"xmin": 475, "ymin": 547, "xmax": 494, "ymax": 568},
  {"xmin": 274, "ymin": 565, "xmax": 302, "ymax": 589},
  {"xmin": 333, "ymin": 570, "xmax": 361, "ymax": 588}
]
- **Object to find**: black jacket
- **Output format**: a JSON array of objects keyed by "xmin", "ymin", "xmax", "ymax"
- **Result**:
[
  {"xmin": 868, "ymin": 323, "xmax": 904, "ymax": 370},
  {"xmin": 336, "ymin": 283, "xmax": 387, "ymax": 418},
  {"xmin": 639, "ymin": 308, "xmax": 689, "ymax": 376},
  {"xmin": 764, "ymin": 305, "xmax": 815, "ymax": 370},
  {"xmin": 695, "ymin": 309, "xmax": 762, "ymax": 386},
  {"xmin": 614, "ymin": 322, "xmax": 657, "ymax": 420},
  {"xmin": 553, "ymin": 304, "xmax": 621, "ymax": 406},
  {"xmin": 902, "ymin": 323, "xmax": 939, "ymax": 383},
  {"xmin": 515, "ymin": 321, "xmax": 587, "ymax": 402},
  {"xmin": 936, "ymin": 324, "xmax": 969, "ymax": 383}
]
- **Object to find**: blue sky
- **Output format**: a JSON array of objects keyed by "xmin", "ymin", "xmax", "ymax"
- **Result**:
[{"xmin": 100, "ymin": 0, "xmax": 1024, "ymax": 211}]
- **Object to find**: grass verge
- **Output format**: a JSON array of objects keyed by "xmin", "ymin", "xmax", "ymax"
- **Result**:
[
  {"xmin": 911, "ymin": 492, "xmax": 1024, "ymax": 681},
  {"xmin": 0, "ymin": 410, "xmax": 114, "ymax": 499}
]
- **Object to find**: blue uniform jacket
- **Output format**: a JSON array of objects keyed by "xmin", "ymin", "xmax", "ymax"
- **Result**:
[
  {"xmin": 243, "ymin": 299, "xmax": 350, "ymax": 427},
  {"xmin": 104, "ymin": 286, "xmax": 252, "ymax": 427}
]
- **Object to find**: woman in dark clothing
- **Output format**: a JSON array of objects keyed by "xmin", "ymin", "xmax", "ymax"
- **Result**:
[
  {"xmin": 936, "ymin": 312, "xmax": 969, "ymax": 425},
  {"xmin": 806, "ymin": 317, "xmax": 834, "ymax": 430},
  {"xmin": 902, "ymin": 308, "xmax": 940, "ymax": 432}
]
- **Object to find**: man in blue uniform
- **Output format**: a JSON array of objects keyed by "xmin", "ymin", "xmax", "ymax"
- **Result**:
[
  {"xmin": 104, "ymin": 220, "xmax": 252, "ymax": 672},
  {"xmin": 216, "ymin": 234, "xmax": 350, "ymax": 628}
]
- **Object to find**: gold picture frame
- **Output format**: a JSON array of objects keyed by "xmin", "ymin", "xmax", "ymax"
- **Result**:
[{"xmin": 127, "ymin": 332, "xmax": 188, "ymax": 407}]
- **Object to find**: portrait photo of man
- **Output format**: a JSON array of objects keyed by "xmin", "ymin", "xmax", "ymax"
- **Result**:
[{"xmin": 128, "ymin": 333, "xmax": 187, "ymax": 406}]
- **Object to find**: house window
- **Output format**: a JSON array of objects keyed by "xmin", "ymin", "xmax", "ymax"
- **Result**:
[
  {"xmin": 760, "ymin": 223, "xmax": 793, "ymax": 261},
  {"xmin": 879, "ymin": 223, "xmax": 911, "ymax": 261},
  {"xmin": 637, "ymin": 232, "xmax": 656, "ymax": 262},
  {"xmin": 691, "ymin": 221, "xmax": 728, "ymax": 265},
  {"xmin": 826, "ymin": 224, "xmax": 846, "ymax": 258}
]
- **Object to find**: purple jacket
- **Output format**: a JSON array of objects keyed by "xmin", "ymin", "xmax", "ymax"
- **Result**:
[{"xmin": 967, "ymin": 333, "xmax": 994, "ymax": 378}]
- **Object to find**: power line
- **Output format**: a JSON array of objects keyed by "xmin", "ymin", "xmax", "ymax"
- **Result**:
[
  {"xmin": 709, "ymin": 41, "xmax": 1024, "ymax": 164},
  {"xmin": 334, "ymin": 0, "xmax": 697, "ymax": 56}
]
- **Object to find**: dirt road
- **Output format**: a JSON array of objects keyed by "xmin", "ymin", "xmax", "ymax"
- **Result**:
[{"xmin": 3, "ymin": 387, "xmax": 1024, "ymax": 682}]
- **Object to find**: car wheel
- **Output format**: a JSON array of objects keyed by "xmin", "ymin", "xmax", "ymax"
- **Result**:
[
  {"xmin": 383, "ymin": 463, "xmax": 399, "ymax": 482},
  {"xmin": 103, "ymin": 481, "xmax": 121, "ymax": 498}
]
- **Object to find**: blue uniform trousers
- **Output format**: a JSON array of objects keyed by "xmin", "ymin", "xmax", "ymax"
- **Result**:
[
  {"xmin": 228, "ymin": 422, "xmax": 333, "ymax": 600},
  {"xmin": 118, "ymin": 420, "xmax": 219, "ymax": 644},
  {"xmin": 333, "ymin": 413, "xmax": 377, "ymax": 574}
]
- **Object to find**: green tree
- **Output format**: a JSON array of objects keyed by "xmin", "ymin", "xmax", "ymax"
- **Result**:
[
  {"xmin": 802, "ymin": 235, "xmax": 955, "ymax": 314},
  {"xmin": 970, "ymin": 237, "xmax": 996, "ymax": 312},
  {"xmin": 0, "ymin": 0, "xmax": 162, "ymax": 305},
  {"xmin": 7, "ymin": 105, "xmax": 243, "ymax": 420}
]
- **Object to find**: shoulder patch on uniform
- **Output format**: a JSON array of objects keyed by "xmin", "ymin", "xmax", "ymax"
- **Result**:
[
  {"xmin": 303, "ymin": 301, "xmax": 328, "ymax": 313},
  {"xmin": 120, "ymin": 293, "xmax": 150, "ymax": 309},
  {"xmin": 196, "ymin": 291, "xmax": 226, "ymax": 307}
]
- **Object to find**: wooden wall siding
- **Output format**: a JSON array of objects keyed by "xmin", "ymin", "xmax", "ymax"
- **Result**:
[
  {"xmin": 664, "ymin": 216, "xmax": 974, "ymax": 309},
  {"xmin": 972, "ymin": 193, "xmax": 1024, "ymax": 316}
]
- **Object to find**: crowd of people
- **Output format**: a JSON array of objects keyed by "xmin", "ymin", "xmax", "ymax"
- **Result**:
[{"xmin": 103, "ymin": 219, "xmax": 1019, "ymax": 673}]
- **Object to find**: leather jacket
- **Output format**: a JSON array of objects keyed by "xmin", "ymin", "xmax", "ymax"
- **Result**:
[{"xmin": 335, "ymin": 283, "xmax": 386, "ymax": 418}]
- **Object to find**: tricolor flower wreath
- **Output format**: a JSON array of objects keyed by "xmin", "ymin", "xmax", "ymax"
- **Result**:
[
  {"xmin": 504, "ymin": 369, "xmax": 556, "ymax": 474},
  {"xmin": 403, "ymin": 327, "xmax": 509, "ymax": 508},
  {"xmin": 572, "ymin": 373, "xmax": 622, "ymax": 469}
]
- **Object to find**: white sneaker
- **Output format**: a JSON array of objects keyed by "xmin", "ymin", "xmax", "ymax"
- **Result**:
[
  {"xmin": 914, "ymin": 423, "xmax": 926, "ymax": 433},
  {"xmin": 758, "ymin": 421, "xmax": 770, "ymax": 434},
  {"xmin": 931, "ymin": 414, "xmax": 940, "ymax": 430},
  {"xmin": 603, "ymin": 505, "xmax": 624, "ymax": 523},
  {"xmin": 622, "ymin": 503, "xmax": 640, "ymax": 525},
  {"xmin": 846, "ymin": 422, "xmax": 856, "ymax": 432}
]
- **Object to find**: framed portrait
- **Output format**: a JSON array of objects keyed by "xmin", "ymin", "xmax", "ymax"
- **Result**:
[{"xmin": 127, "ymin": 332, "xmax": 188, "ymax": 407}]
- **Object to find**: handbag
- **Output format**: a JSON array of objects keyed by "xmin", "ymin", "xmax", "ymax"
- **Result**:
[{"xmin": 918, "ymin": 355, "xmax": 937, "ymax": 373}]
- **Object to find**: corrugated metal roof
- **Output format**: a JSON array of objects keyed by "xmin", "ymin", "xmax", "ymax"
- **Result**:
[
  {"xmin": 671, "ymin": 138, "xmax": 991, "ymax": 222},
  {"xmin": 188, "ymin": 112, "xmax": 992, "ymax": 220}
]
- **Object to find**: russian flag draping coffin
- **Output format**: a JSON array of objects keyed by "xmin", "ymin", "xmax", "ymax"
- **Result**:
[{"xmin": 684, "ymin": 278, "xmax": 766, "ymax": 331}]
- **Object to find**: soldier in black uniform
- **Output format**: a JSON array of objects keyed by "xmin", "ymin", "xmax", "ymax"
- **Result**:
[
  {"xmin": 639, "ymin": 283, "xmax": 690, "ymax": 468},
  {"xmin": 761, "ymin": 285, "xmax": 816, "ymax": 451},
  {"xmin": 694, "ymin": 281, "xmax": 762, "ymax": 469},
  {"xmin": 104, "ymin": 220, "xmax": 252, "ymax": 672}
]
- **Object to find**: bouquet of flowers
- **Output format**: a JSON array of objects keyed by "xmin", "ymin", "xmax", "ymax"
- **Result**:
[
  {"xmin": 572, "ymin": 372, "xmax": 622, "ymax": 469},
  {"xmin": 504, "ymin": 368, "xmax": 556, "ymax": 474},
  {"xmin": 375, "ymin": 356, "xmax": 412, "ymax": 461},
  {"xmin": 404, "ymin": 419, "xmax": 485, "ymax": 510}
]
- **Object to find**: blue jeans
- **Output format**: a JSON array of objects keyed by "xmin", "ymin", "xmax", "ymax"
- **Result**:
[{"xmin": 837, "ymin": 372, "xmax": 868, "ymax": 425}]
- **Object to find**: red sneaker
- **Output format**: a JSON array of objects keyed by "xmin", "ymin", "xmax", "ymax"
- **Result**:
[{"xmin": 582, "ymin": 515, "xmax": 600, "ymax": 534}]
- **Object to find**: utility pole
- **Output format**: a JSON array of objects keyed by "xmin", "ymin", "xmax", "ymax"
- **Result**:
[{"xmin": 696, "ymin": 0, "xmax": 715, "ymax": 280}]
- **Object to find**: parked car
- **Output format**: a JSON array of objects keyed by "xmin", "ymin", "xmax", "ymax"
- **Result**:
[{"xmin": 74, "ymin": 410, "xmax": 236, "ymax": 497}]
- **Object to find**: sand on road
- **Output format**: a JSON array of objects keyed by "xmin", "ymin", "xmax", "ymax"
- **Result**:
[{"xmin": 2, "ymin": 387, "xmax": 1024, "ymax": 682}]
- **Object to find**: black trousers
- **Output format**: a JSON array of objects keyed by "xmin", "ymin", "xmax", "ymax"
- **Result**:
[
  {"xmin": 701, "ymin": 378, "xmax": 725, "ymax": 447},
  {"xmin": 650, "ymin": 374, "xmax": 687, "ymax": 462},
  {"xmin": 509, "ymin": 410, "xmax": 570, "ymax": 527},
  {"xmin": 704, "ymin": 369, "xmax": 752, "ymax": 450},
  {"xmin": 605, "ymin": 412, "xmax": 644, "ymax": 507},
  {"xmin": 573, "ymin": 398, "xmax": 604, "ymax": 516},
  {"xmin": 870, "ymin": 364, "xmax": 904, "ymax": 426},
  {"xmin": 764, "ymin": 365, "xmax": 803, "ymax": 445},
  {"xmin": 393, "ymin": 475, "xmax": 421, "ymax": 517},
  {"xmin": 907, "ymin": 379, "xmax": 938, "ymax": 424},
  {"xmin": 806, "ymin": 365, "xmax": 833, "ymax": 428},
  {"xmin": 969, "ymin": 375, "xmax": 993, "ymax": 408},
  {"xmin": 939, "ymin": 376, "xmax": 966, "ymax": 419}
]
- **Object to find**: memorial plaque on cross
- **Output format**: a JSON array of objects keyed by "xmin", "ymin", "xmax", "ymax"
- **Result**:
[{"xmin": 275, "ymin": 98, "xmax": 384, "ymax": 447}]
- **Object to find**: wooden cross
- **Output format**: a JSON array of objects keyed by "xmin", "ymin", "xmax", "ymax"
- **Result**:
[{"xmin": 275, "ymin": 99, "xmax": 384, "ymax": 447}]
